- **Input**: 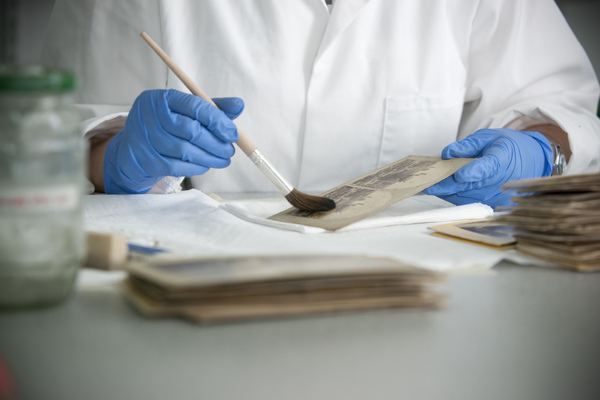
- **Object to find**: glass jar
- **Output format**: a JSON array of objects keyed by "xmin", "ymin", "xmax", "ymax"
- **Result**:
[{"xmin": 0, "ymin": 66, "xmax": 85, "ymax": 309}]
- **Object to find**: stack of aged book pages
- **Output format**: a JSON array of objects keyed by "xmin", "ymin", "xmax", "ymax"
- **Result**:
[
  {"xmin": 121, "ymin": 254, "xmax": 445, "ymax": 324},
  {"xmin": 499, "ymin": 174, "xmax": 600, "ymax": 272}
]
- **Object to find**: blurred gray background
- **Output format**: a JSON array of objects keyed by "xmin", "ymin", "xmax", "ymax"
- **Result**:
[{"xmin": 2, "ymin": 0, "xmax": 599, "ymax": 84}]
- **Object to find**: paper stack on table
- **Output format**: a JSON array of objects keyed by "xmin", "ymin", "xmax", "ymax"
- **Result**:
[
  {"xmin": 499, "ymin": 173, "xmax": 600, "ymax": 272},
  {"xmin": 121, "ymin": 253, "xmax": 445, "ymax": 324}
]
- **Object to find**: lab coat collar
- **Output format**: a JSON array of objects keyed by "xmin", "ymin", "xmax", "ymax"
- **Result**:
[{"xmin": 316, "ymin": 0, "xmax": 372, "ymax": 62}]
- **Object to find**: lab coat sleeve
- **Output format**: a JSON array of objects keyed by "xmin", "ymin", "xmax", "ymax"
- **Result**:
[
  {"xmin": 41, "ymin": 0, "xmax": 182, "ymax": 193},
  {"xmin": 459, "ymin": 0, "xmax": 600, "ymax": 174}
]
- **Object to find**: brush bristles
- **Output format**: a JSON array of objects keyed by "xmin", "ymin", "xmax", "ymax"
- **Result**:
[{"xmin": 284, "ymin": 189, "xmax": 336, "ymax": 212}]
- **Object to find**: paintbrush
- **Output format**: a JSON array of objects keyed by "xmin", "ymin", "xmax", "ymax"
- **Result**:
[{"xmin": 140, "ymin": 32, "xmax": 335, "ymax": 212}]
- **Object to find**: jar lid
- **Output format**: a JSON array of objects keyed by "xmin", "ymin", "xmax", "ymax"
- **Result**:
[{"xmin": 0, "ymin": 65, "xmax": 76, "ymax": 92}]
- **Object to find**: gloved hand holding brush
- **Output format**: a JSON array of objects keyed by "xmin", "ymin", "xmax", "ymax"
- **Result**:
[{"xmin": 103, "ymin": 89, "xmax": 244, "ymax": 194}]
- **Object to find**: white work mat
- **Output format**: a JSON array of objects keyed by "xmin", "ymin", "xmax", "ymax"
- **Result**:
[{"xmin": 83, "ymin": 190, "xmax": 529, "ymax": 272}]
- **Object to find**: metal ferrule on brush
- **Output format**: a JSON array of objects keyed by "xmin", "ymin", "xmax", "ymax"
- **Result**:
[{"xmin": 248, "ymin": 149, "xmax": 293, "ymax": 196}]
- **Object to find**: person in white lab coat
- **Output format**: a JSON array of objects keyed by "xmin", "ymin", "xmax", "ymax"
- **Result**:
[{"xmin": 41, "ymin": 0, "xmax": 600, "ymax": 206}]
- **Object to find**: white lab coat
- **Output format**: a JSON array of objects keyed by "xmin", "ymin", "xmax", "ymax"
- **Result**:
[{"xmin": 42, "ymin": 0, "xmax": 600, "ymax": 194}]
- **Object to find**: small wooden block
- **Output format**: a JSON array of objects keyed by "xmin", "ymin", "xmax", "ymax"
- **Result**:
[{"xmin": 86, "ymin": 231, "xmax": 128, "ymax": 270}]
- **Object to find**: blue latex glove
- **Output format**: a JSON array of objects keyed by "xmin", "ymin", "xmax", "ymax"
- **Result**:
[
  {"xmin": 104, "ymin": 89, "xmax": 244, "ymax": 194},
  {"xmin": 423, "ymin": 128, "xmax": 553, "ymax": 207}
]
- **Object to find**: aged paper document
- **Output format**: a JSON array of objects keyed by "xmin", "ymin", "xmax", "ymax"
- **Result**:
[
  {"xmin": 429, "ymin": 218, "xmax": 516, "ymax": 249},
  {"xmin": 269, "ymin": 156, "xmax": 473, "ymax": 230}
]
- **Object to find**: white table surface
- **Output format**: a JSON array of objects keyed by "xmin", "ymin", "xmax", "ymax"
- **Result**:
[{"xmin": 1, "ymin": 261, "xmax": 599, "ymax": 400}]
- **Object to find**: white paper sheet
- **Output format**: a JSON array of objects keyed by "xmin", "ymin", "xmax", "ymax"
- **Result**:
[{"xmin": 82, "ymin": 190, "xmax": 525, "ymax": 272}]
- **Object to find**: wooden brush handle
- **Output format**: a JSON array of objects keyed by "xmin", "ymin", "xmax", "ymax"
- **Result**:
[{"xmin": 140, "ymin": 32, "xmax": 256, "ymax": 156}]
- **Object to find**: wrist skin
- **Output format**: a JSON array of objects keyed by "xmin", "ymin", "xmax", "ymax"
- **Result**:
[
  {"xmin": 525, "ymin": 123, "xmax": 571, "ymax": 163},
  {"xmin": 88, "ymin": 135, "xmax": 114, "ymax": 193}
]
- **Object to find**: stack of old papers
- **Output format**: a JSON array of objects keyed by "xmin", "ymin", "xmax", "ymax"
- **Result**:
[
  {"xmin": 499, "ymin": 173, "xmax": 600, "ymax": 272},
  {"xmin": 121, "ymin": 253, "xmax": 444, "ymax": 324}
]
